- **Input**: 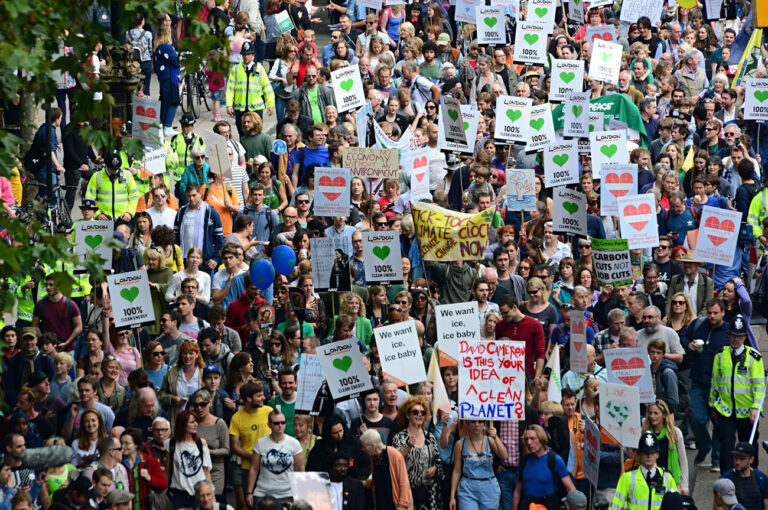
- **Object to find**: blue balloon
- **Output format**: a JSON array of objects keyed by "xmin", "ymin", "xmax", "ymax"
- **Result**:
[
  {"xmin": 271, "ymin": 245, "xmax": 297, "ymax": 276},
  {"xmin": 249, "ymin": 259, "xmax": 275, "ymax": 290}
]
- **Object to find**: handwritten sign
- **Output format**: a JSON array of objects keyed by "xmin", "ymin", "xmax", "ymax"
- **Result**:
[
  {"xmin": 411, "ymin": 201, "xmax": 495, "ymax": 261},
  {"xmin": 494, "ymin": 95, "xmax": 532, "ymax": 143},
  {"xmin": 618, "ymin": 194, "xmax": 659, "ymax": 249},
  {"xmin": 198, "ymin": 129, "xmax": 232, "ymax": 179},
  {"xmin": 600, "ymin": 381, "xmax": 641, "ymax": 447},
  {"xmin": 362, "ymin": 231, "xmax": 402, "ymax": 285},
  {"xmin": 440, "ymin": 95, "xmax": 467, "ymax": 146},
  {"xmin": 376, "ymin": 321, "xmax": 427, "ymax": 386},
  {"xmin": 545, "ymin": 141, "xmax": 579, "ymax": 187},
  {"xmin": 455, "ymin": 0, "xmax": 481, "ymax": 22},
  {"xmin": 314, "ymin": 167, "xmax": 351, "ymax": 217},
  {"xmin": 620, "ymin": 0, "xmax": 663, "ymax": 24},
  {"xmin": 568, "ymin": 0, "xmax": 584, "ymax": 23},
  {"xmin": 476, "ymin": 6, "xmax": 505, "ymax": 45},
  {"xmin": 553, "ymin": 187, "xmax": 587, "ymax": 236},
  {"xmin": 141, "ymin": 147, "xmax": 165, "ymax": 175},
  {"xmin": 583, "ymin": 416, "xmax": 601, "ymax": 487},
  {"xmin": 592, "ymin": 238, "xmax": 633, "ymax": 287},
  {"xmin": 343, "ymin": 147, "xmax": 399, "ymax": 179},
  {"xmin": 570, "ymin": 314, "xmax": 589, "ymax": 374},
  {"xmin": 331, "ymin": 65, "xmax": 366, "ymax": 113},
  {"xmin": 550, "ymin": 60, "xmax": 584, "ymax": 102},
  {"xmin": 600, "ymin": 163, "xmax": 637, "ymax": 216},
  {"xmin": 295, "ymin": 354, "xmax": 325, "ymax": 414},
  {"xmin": 132, "ymin": 96, "xmax": 162, "ymax": 148},
  {"xmin": 505, "ymin": 169, "xmax": 536, "ymax": 211},
  {"xmin": 745, "ymin": 79, "xmax": 768, "ymax": 121},
  {"xmin": 605, "ymin": 347, "xmax": 655, "ymax": 403},
  {"xmin": 404, "ymin": 148, "xmax": 430, "ymax": 200},
  {"xmin": 107, "ymin": 270, "xmax": 155, "ymax": 328},
  {"xmin": 526, "ymin": 103, "xmax": 555, "ymax": 151},
  {"xmin": 696, "ymin": 206, "xmax": 742, "ymax": 266},
  {"xmin": 563, "ymin": 91, "xmax": 590, "ymax": 138},
  {"xmin": 318, "ymin": 339, "xmax": 372, "ymax": 401},
  {"xmin": 74, "ymin": 220, "xmax": 113, "ymax": 271},
  {"xmin": 459, "ymin": 340, "xmax": 526, "ymax": 420},
  {"xmin": 514, "ymin": 21, "xmax": 548, "ymax": 65},
  {"xmin": 435, "ymin": 302, "xmax": 480, "ymax": 367},
  {"xmin": 589, "ymin": 39, "xmax": 623, "ymax": 84}
]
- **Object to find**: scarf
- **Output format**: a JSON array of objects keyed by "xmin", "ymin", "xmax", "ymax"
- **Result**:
[
  {"xmin": 656, "ymin": 426, "xmax": 681, "ymax": 483},
  {"xmin": 21, "ymin": 350, "xmax": 38, "ymax": 387},
  {"xmin": 181, "ymin": 203, "xmax": 208, "ymax": 258}
]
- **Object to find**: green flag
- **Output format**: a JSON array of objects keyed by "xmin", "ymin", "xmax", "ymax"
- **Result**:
[{"xmin": 552, "ymin": 94, "xmax": 649, "ymax": 147}]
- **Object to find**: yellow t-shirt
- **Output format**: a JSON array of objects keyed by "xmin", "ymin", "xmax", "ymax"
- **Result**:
[
  {"xmin": 10, "ymin": 166, "xmax": 22, "ymax": 205},
  {"xmin": 228, "ymin": 406, "xmax": 273, "ymax": 469}
]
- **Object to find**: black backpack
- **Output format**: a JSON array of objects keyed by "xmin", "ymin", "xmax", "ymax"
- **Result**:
[{"xmin": 519, "ymin": 450, "xmax": 573, "ymax": 507}]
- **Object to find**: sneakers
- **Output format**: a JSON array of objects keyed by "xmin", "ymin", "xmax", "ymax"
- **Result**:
[
  {"xmin": 163, "ymin": 127, "xmax": 176, "ymax": 136},
  {"xmin": 212, "ymin": 113, "xmax": 223, "ymax": 122},
  {"xmin": 710, "ymin": 466, "xmax": 721, "ymax": 473}
]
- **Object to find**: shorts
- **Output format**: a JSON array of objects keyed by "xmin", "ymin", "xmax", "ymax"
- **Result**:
[{"xmin": 211, "ymin": 88, "xmax": 224, "ymax": 102}]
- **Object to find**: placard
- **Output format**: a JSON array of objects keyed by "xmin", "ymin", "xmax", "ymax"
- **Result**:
[
  {"xmin": 604, "ymin": 347, "xmax": 655, "ymax": 403},
  {"xmin": 455, "ymin": 0, "xmax": 481, "ymax": 23},
  {"xmin": 620, "ymin": 0, "xmax": 663, "ymax": 24},
  {"xmin": 404, "ymin": 148, "xmax": 430, "ymax": 200},
  {"xmin": 744, "ymin": 79, "xmax": 768, "ymax": 120},
  {"xmin": 563, "ymin": 92, "xmax": 590, "ymax": 138},
  {"xmin": 317, "ymin": 339, "xmax": 372, "ymax": 401},
  {"xmin": 439, "ymin": 105, "xmax": 479, "ymax": 153},
  {"xmin": 435, "ymin": 302, "xmax": 480, "ymax": 367},
  {"xmin": 343, "ymin": 147, "xmax": 399, "ymax": 179},
  {"xmin": 314, "ymin": 167, "xmax": 351, "ymax": 217},
  {"xmin": 514, "ymin": 21, "xmax": 548, "ymax": 65},
  {"xmin": 198, "ymin": 129, "xmax": 232, "ymax": 179},
  {"xmin": 547, "ymin": 346, "xmax": 562, "ymax": 402},
  {"xmin": 440, "ymin": 95, "xmax": 467, "ymax": 146},
  {"xmin": 588, "ymin": 112, "xmax": 605, "ymax": 135},
  {"xmin": 289, "ymin": 472, "xmax": 334, "ymax": 510},
  {"xmin": 550, "ymin": 60, "xmax": 584, "ymax": 102},
  {"xmin": 592, "ymin": 238, "xmax": 633, "ymax": 287},
  {"xmin": 107, "ymin": 270, "xmax": 155, "ymax": 328},
  {"xmin": 362, "ymin": 231, "xmax": 402, "ymax": 284},
  {"xmin": 599, "ymin": 163, "xmax": 637, "ymax": 216},
  {"xmin": 141, "ymin": 147, "xmax": 165, "ymax": 175},
  {"xmin": 505, "ymin": 169, "xmax": 536, "ymax": 211},
  {"xmin": 476, "ymin": 6, "xmax": 505, "ymax": 45},
  {"xmin": 618, "ymin": 194, "xmax": 659, "ymax": 249},
  {"xmin": 589, "ymin": 39, "xmax": 623, "ymax": 84},
  {"xmin": 357, "ymin": 0, "xmax": 382, "ymax": 9},
  {"xmin": 74, "ymin": 220, "xmax": 113, "ymax": 271},
  {"xmin": 526, "ymin": 104, "xmax": 555, "ymax": 151},
  {"xmin": 459, "ymin": 340, "xmax": 526, "ymax": 420},
  {"xmin": 553, "ymin": 187, "xmax": 587, "ymax": 236},
  {"xmin": 411, "ymin": 201, "xmax": 495, "ymax": 261},
  {"xmin": 331, "ymin": 65, "xmax": 365, "ymax": 113},
  {"xmin": 494, "ymin": 95, "xmax": 532, "ymax": 143},
  {"xmin": 569, "ymin": 314, "xmax": 589, "ymax": 374},
  {"xmin": 567, "ymin": 0, "xmax": 584, "ymax": 23},
  {"xmin": 528, "ymin": 0, "xmax": 557, "ymax": 30},
  {"xmin": 132, "ymin": 96, "xmax": 162, "ymax": 148},
  {"xmin": 586, "ymin": 26, "xmax": 616, "ymax": 52},
  {"xmin": 696, "ymin": 206, "xmax": 742, "ymax": 266},
  {"xmin": 275, "ymin": 10, "xmax": 294, "ymax": 34},
  {"xmin": 355, "ymin": 103, "xmax": 371, "ymax": 148},
  {"xmin": 295, "ymin": 354, "xmax": 325, "ymax": 414},
  {"xmin": 600, "ymin": 381, "xmax": 641, "ymax": 447},
  {"xmin": 310, "ymin": 237, "xmax": 352, "ymax": 292},
  {"xmin": 590, "ymin": 128, "xmax": 628, "ymax": 188},
  {"xmin": 375, "ymin": 321, "xmax": 427, "ymax": 386},
  {"xmin": 583, "ymin": 416, "xmax": 600, "ymax": 487},
  {"xmin": 545, "ymin": 141, "xmax": 579, "ymax": 187}
]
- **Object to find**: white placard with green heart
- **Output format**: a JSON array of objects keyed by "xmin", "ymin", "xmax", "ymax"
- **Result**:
[
  {"xmin": 331, "ymin": 65, "xmax": 365, "ymax": 113},
  {"xmin": 107, "ymin": 269, "xmax": 155, "ymax": 328},
  {"xmin": 544, "ymin": 141, "xmax": 579, "ymax": 187},
  {"xmin": 527, "ymin": 0, "xmax": 556, "ymax": 32},
  {"xmin": 362, "ymin": 231, "xmax": 403, "ymax": 285},
  {"xmin": 563, "ymin": 91, "xmax": 590, "ymax": 138},
  {"xmin": 599, "ymin": 381, "xmax": 641, "ymax": 447},
  {"xmin": 550, "ymin": 59, "xmax": 584, "ymax": 102},
  {"xmin": 567, "ymin": 0, "xmax": 584, "ymax": 23},
  {"xmin": 494, "ymin": 95, "xmax": 532, "ymax": 142},
  {"xmin": 589, "ymin": 129, "xmax": 628, "ymax": 205},
  {"xmin": 74, "ymin": 220, "xmax": 113, "ymax": 272},
  {"xmin": 553, "ymin": 187, "xmax": 587, "ymax": 236},
  {"xmin": 513, "ymin": 21, "xmax": 548, "ymax": 65},
  {"xmin": 476, "ymin": 5, "xmax": 505, "ymax": 45},
  {"xmin": 526, "ymin": 103, "xmax": 555, "ymax": 151},
  {"xmin": 744, "ymin": 79, "xmax": 768, "ymax": 121},
  {"xmin": 589, "ymin": 39, "xmax": 622, "ymax": 84},
  {"xmin": 274, "ymin": 10, "xmax": 294, "ymax": 34},
  {"xmin": 317, "ymin": 339, "xmax": 373, "ymax": 401},
  {"xmin": 439, "ymin": 105, "xmax": 479, "ymax": 153},
  {"xmin": 440, "ymin": 95, "xmax": 467, "ymax": 146},
  {"xmin": 375, "ymin": 320, "xmax": 427, "ymax": 386}
]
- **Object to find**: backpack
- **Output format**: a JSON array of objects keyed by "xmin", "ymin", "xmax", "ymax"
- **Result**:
[
  {"xmin": 127, "ymin": 30, "xmax": 145, "ymax": 62},
  {"xmin": 519, "ymin": 450, "xmax": 572, "ymax": 506},
  {"xmin": 167, "ymin": 437, "xmax": 204, "ymax": 480}
]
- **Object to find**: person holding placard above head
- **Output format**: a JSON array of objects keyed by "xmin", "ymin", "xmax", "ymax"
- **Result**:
[{"xmin": 611, "ymin": 431, "xmax": 677, "ymax": 510}]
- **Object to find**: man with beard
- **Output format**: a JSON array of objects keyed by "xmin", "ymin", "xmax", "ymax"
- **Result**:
[{"xmin": 636, "ymin": 306, "xmax": 685, "ymax": 364}]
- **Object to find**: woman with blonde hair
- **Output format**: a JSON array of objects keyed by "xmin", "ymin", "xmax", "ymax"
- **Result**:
[
  {"xmin": 329, "ymin": 293, "xmax": 372, "ymax": 348},
  {"xmin": 642, "ymin": 400, "xmax": 689, "ymax": 494},
  {"xmin": 381, "ymin": 4, "xmax": 405, "ymax": 51},
  {"xmin": 523, "ymin": 277, "xmax": 558, "ymax": 340},
  {"xmin": 268, "ymin": 35, "xmax": 299, "ymax": 122},
  {"xmin": 165, "ymin": 247, "xmax": 211, "ymax": 303},
  {"xmin": 579, "ymin": 376, "xmax": 600, "ymax": 420},
  {"xmin": 367, "ymin": 36, "xmax": 393, "ymax": 69},
  {"xmin": 482, "ymin": 312, "xmax": 501, "ymax": 340},
  {"xmin": 664, "ymin": 293, "xmax": 696, "ymax": 335}
]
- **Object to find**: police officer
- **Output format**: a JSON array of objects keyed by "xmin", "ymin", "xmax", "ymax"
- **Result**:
[
  {"xmin": 169, "ymin": 112, "xmax": 205, "ymax": 193},
  {"xmin": 84, "ymin": 148, "xmax": 139, "ymax": 225},
  {"xmin": 611, "ymin": 431, "xmax": 677, "ymax": 510},
  {"xmin": 710, "ymin": 313, "xmax": 765, "ymax": 473},
  {"xmin": 225, "ymin": 40, "xmax": 275, "ymax": 137}
]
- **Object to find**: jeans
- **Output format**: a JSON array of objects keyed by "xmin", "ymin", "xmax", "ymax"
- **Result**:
[
  {"xmin": 690, "ymin": 383, "xmax": 721, "ymax": 464},
  {"xmin": 715, "ymin": 412, "xmax": 759, "ymax": 472},
  {"xmin": 254, "ymin": 37, "xmax": 266, "ymax": 63},
  {"xmin": 497, "ymin": 468, "xmax": 517, "ymax": 510},
  {"xmin": 56, "ymin": 87, "xmax": 75, "ymax": 129},
  {"xmin": 64, "ymin": 165, "xmax": 81, "ymax": 211},
  {"xmin": 275, "ymin": 94, "xmax": 287, "ymax": 123},
  {"xmin": 140, "ymin": 60, "xmax": 152, "ymax": 96},
  {"xmin": 159, "ymin": 79, "xmax": 179, "ymax": 127}
]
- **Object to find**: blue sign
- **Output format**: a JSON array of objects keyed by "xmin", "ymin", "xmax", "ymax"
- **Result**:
[{"xmin": 272, "ymin": 139, "xmax": 287, "ymax": 155}]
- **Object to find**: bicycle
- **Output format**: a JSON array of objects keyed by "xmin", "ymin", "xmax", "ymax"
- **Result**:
[{"xmin": 179, "ymin": 53, "xmax": 210, "ymax": 119}]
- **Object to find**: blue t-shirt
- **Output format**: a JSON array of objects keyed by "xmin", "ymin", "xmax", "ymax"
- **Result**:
[
  {"xmin": 302, "ymin": 146, "xmax": 330, "ymax": 168},
  {"xmin": 521, "ymin": 451, "xmax": 569, "ymax": 498}
]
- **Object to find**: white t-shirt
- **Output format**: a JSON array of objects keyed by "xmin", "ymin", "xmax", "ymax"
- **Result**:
[
  {"xmin": 252, "ymin": 435, "xmax": 303, "ymax": 499},
  {"xmin": 147, "ymin": 206, "xmax": 178, "ymax": 229},
  {"xmin": 331, "ymin": 480, "xmax": 344, "ymax": 510},
  {"xmin": 171, "ymin": 440, "xmax": 213, "ymax": 495}
]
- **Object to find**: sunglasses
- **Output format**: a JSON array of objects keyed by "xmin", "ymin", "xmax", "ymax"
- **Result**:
[
  {"xmin": 410, "ymin": 409, "xmax": 426, "ymax": 416},
  {"xmin": 154, "ymin": 194, "xmax": 166, "ymax": 199},
  {"xmin": 527, "ymin": 289, "xmax": 540, "ymax": 295},
  {"xmin": 297, "ymin": 199, "xmax": 310, "ymax": 204},
  {"xmin": 194, "ymin": 155, "xmax": 206, "ymax": 160},
  {"xmin": 307, "ymin": 74, "xmax": 317, "ymax": 78},
  {"xmin": 426, "ymin": 105, "xmax": 436, "ymax": 110},
  {"xmin": 190, "ymin": 401, "xmax": 209, "ymax": 408},
  {"xmin": 310, "ymin": 230, "xmax": 322, "ymax": 237},
  {"xmin": 579, "ymin": 244, "xmax": 591, "ymax": 249},
  {"xmin": 375, "ymin": 222, "xmax": 388, "ymax": 226},
  {"xmin": 658, "ymin": 245, "xmax": 670, "ymax": 249},
  {"xmin": 672, "ymin": 300, "xmax": 686, "ymax": 305},
  {"xmin": 396, "ymin": 300, "xmax": 408, "ymax": 305},
  {"xmin": 152, "ymin": 351, "xmax": 166, "ymax": 357},
  {"xmin": 271, "ymin": 420, "xmax": 286, "ymax": 425},
  {"xmin": 415, "ymin": 295, "xmax": 427, "ymax": 301},
  {"xmin": 270, "ymin": 342, "xmax": 282, "ymax": 347},
  {"xmin": 389, "ymin": 307, "xmax": 402, "ymax": 312}
]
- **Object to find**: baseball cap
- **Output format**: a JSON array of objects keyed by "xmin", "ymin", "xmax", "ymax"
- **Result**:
[
  {"xmin": 437, "ymin": 33, "xmax": 450, "ymax": 46},
  {"xmin": 732, "ymin": 441, "xmax": 755, "ymax": 457},
  {"xmin": 203, "ymin": 364, "xmax": 221, "ymax": 377},
  {"xmin": 21, "ymin": 327, "xmax": 39, "ymax": 339},
  {"xmin": 562, "ymin": 490, "xmax": 587, "ymax": 509},
  {"xmin": 713, "ymin": 478, "xmax": 738, "ymax": 505}
]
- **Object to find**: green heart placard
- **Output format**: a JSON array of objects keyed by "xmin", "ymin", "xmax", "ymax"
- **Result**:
[
  {"xmin": 560, "ymin": 71, "xmax": 575, "ymax": 84},
  {"xmin": 524, "ymin": 33, "xmax": 539, "ymax": 46},
  {"xmin": 463, "ymin": 121, "xmax": 469, "ymax": 130},
  {"xmin": 339, "ymin": 79, "xmax": 354, "ymax": 92},
  {"xmin": 600, "ymin": 144, "xmax": 618, "ymax": 158},
  {"xmin": 120, "ymin": 287, "xmax": 140, "ymax": 303},
  {"xmin": 483, "ymin": 16, "xmax": 497, "ymax": 28},
  {"xmin": 372, "ymin": 246, "xmax": 390, "ymax": 260},
  {"xmin": 754, "ymin": 90, "xmax": 768, "ymax": 103},
  {"xmin": 571, "ymin": 105, "xmax": 583, "ymax": 117},
  {"xmin": 535, "ymin": 7, "xmax": 548, "ymax": 17},
  {"xmin": 84, "ymin": 234, "xmax": 103, "ymax": 249},
  {"xmin": 506, "ymin": 109, "xmax": 522, "ymax": 123},
  {"xmin": 601, "ymin": 52, "xmax": 611, "ymax": 63},
  {"xmin": 530, "ymin": 118, "xmax": 545, "ymax": 131},
  {"xmin": 589, "ymin": 125, "xmax": 595, "ymax": 132},
  {"xmin": 563, "ymin": 202, "xmax": 579, "ymax": 215},
  {"xmin": 552, "ymin": 154, "xmax": 569, "ymax": 167},
  {"xmin": 332, "ymin": 356, "xmax": 353, "ymax": 372},
  {"xmin": 447, "ymin": 109, "xmax": 459, "ymax": 122}
]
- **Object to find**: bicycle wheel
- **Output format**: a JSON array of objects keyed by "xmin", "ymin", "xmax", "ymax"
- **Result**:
[
  {"xmin": 54, "ymin": 189, "xmax": 71, "ymax": 226},
  {"xmin": 180, "ymin": 79, "xmax": 189, "ymax": 114},
  {"xmin": 189, "ymin": 75, "xmax": 201, "ymax": 118},
  {"xmin": 197, "ymin": 73, "xmax": 210, "ymax": 112}
]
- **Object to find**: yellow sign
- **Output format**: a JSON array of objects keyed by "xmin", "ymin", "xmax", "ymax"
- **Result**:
[
  {"xmin": 411, "ymin": 201, "xmax": 495, "ymax": 261},
  {"xmin": 758, "ymin": 0, "xmax": 768, "ymax": 27}
]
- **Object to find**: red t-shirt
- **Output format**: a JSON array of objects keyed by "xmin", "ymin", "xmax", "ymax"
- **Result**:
[
  {"xmin": 34, "ymin": 296, "xmax": 79, "ymax": 350},
  {"xmin": 495, "ymin": 315, "xmax": 546, "ymax": 378},
  {"xmin": 225, "ymin": 292, "xmax": 269, "ymax": 347}
]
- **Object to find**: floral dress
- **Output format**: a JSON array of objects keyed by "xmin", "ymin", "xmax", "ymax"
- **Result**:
[{"xmin": 391, "ymin": 430, "xmax": 442, "ymax": 510}]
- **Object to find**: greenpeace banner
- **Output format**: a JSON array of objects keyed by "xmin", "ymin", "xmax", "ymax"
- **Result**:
[
  {"xmin": 697, "ymin": 206, "xmax": 742, "ymax": 266},
  {"xmin": 592, "ymin": 238, "xmax": 633, "ymax": 287},
  {"xmin": 552, "ymin": 94, "xmax": 649, "ymax": 147},
  {"xmin": 459, "ymin": 340, "xmax": 526, "ymax": 420},
  {"xmin": 412, "ymin": 201, "xmax": 495, "ymax": 261}
]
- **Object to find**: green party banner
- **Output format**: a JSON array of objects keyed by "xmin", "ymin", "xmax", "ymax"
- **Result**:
[{"xmin": 592, "ymin": 239, "xmax": 633, "ymax": 288}]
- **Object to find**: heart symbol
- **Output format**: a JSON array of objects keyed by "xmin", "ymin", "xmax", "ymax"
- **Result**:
[
  {"xmin": 623, "ymin": 203, "xmax": 652, "ymax": 231},
  {"xmin": 84, "ymin": 234, "xmax": 103, "ymax": 249},
  {"xmin": 591, "ymin": 33, "xmax": 607, "ymax": 42},
  {"xmin": 524, "ymin": 33, "xmax": 539, "ymax": 45},
  {"xmin": 447, "ymin": 109, "xmax": 459, "ymax": 122},
  {"xmin": 415, "ymin": 172, "xmax": 425, "ymax": 182},
  {"xmin": 135, "ymin": 106, "xmax": 156, "ymax": 131},
  {"xmin": 572, "ymin": 321, "xmax": 585, "ymax": 334},
  {"xmin": 120, "ymin": 287, "xmax": 140, "ymax": 303},
  {"xmin": 605, "ymin": 172, "xmax": 633, "ymax": 198},
  {"xmin": 563, "ymin": 202, "xmax": 579, "ymax": 215},
  {"xmin": 463, "ymin": 121, "xmax": 469, "ymax": 130},
  {"xmin": 506, "ymin": 109, "xmax": 522, "ymax": 123},
  {"xmin": 552, "ymin": 154, "xmax": 569, "ymax": 167},
  {"xmin": 589, "ymin": 125, "xmax": 595, "ymax": 132},
  {"xmin": 571, "ymin": 105, "xmax": 583, "ymax": 117},
  {"xmin": 319, "ymin": 176, "xmax": 347, "ymax": 187},
  {"xmin": 601, "ymin": 52, "xmax": 612, "ymax": 63},
  {"xmin": 372, "ymin": 246, "xmax": 391, "ymax": 260},
  {"xmin": 332, "ymin": 356, "xmax": 353, "ymax": 372},
  {"xmin": 560, "ymin": 71, "xmax": 575, "ymax": 84},
  {"xmin": 573, "ymin": 341, "xmax": 583, "ymax": 352},
  {"xmin": 413, "ymin": 156, "xmax": 427, "ymax": 169},
  {"xmin": 483, "ymin": 16, "xmax": 497, "ymax": 27},
  {"xmin": 705, "ymin": 216, "xmax": 735, "ymax": 246},
  {"xmin": 340, "ymin": 79, "xmax": 354, "ymax": 92},
  {"xmin": 610, "ymin": 357, "xmax": 645, "ymax": 386},
  {"xmin": 754, "ymin": 90, "xmax": 768, "ymax": 103},
  {"xmin": 530, "ymin": 118, "xmax": 545, "ymax": 131},
  {"xmin": 323, "ymin": 192, "xmax": 342, "ymax": 201},
  {"xmin": 600, "ymin": 144, "xmax": 618, "ymax": 158},
  {"xmin": 535, "ymin": 7, "xmax": 548, "ymax": 17},
  {"xmin": 586, "ymin": 428, "xmax": 598, "ymax": 450},
  {"xmin": 587, "ymin": 451, "xmax": 596, "ymax": 463},
  {"xmin": 606, "ymin": 401, "xmax": 631, "ymax": 425}
]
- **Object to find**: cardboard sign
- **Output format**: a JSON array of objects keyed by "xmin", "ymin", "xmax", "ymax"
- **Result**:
[
  {"xmin": 428, "ymin": 351, "xmax": 453, "ymax": 413},
  {"xmin": 107, "ymin": 270, "xmax": 155, "ymax": 328},
  {"xmin": 563, "ymin": 92, "xmax": 590, "ymax": 138},
  {"xmin": 362, "ymin": 231, "xmax": 403, "ymax": 285},
  {"xmin": 600, "ymin": 381, "xmax": 641, "ymax": 447},
  {"xmin": 550, "ymin": 60, "xmax": 585, "ymax": 102},
  {"xmin": 697, "ymin": 206, "xmax": 742, "ymax": 266},
  {"xmin": 74, "ymin": 220, "xmax": 113, "ymax": 271},
  {"xmin": 568, "ymin": 0, "xmax": 584, "ymax": 23},
  {"xmin": 289, "ymin": 472, "xmax": 334, "ymax": 510},
  {"xmin": 314, "ymin": 167, "xmax": 351, "ymax": 217},
  {"xmin": 583, "ymin": 416, "xmax": 601, "ymax": 487},
  {"xmin": 411, "ymin": 201, "xmax": 495, "ymax": 261},
  {"xmin": 198, "ymin": 129, "xmax": 232, "ymax": 179},
  {"xmin": 476, "ymin": 6, "xmax": 506, "ymax": 45},
  {"xmin": 514, "ymin": 21, "xmax": 548, "ymax": 65},
  {"xmin": 586, "ymin": 25, "xmax": 616, "ymax": 52},
  {"xmin": 528, "ymin": 0, "xmax": 557, "ymax": 30},
  {"xmin": 376, "ymin": 321, "xmax": 427, "ymax": 386},
  {"xmin": 455, "ymin": 0, "xmax": 481, "ymax": 22},
  {"xmin": 605, "ymin": 347, "xmax": 655, "ymax": 403},
  {"xmin": 275, "ymin": 10, "xmax": 294, "ymax": 34},
  {"xmin": 459, "ymin": 340, "xmax": 527, "ymax": 420},
  {"xmin": 505, "ymin": 169, "xmax": 537, "ymax": 211},
  {"xmin": 591, "ymin": 129, "xmax": 628, "ymax": 192},
  {"xmin": 588, "ymin": 112, "xmax": 605, "ymax": 136},
  {"xmin": 295, "ymin": 354, "xmax": 326, "ymax": 415},
  {"xmin": 569, "ymin": 314, "xmax": 589, "ymax": 374},
  {"xmin": 357, "ymin": 0, "xmax": 383, "ymax": 9},
  {"xmin": 589, "ymin": 39, "xmax": 623, "ymax": 84},
  {"xmin": 440, "ymin": 95, "xmax": 467, "ymax": 146},
  {"xmin": 526, "ymin": 104, "xmax": 555, "ymax": 151},
  {"xmin": 317, "ymin": 339, "xmax": 372, "ymax": 401},
  {"xmin": 404, "ymin": 148, "xmax": 430, "ymax": 200},
  {"xmin": 132, "ymin": 96, "xmax": 162, "ymax": 148},
  {"xmin": 618, "ymin": 194, "xmax": 659, "ymax": 249},
  {"xmin": 439, "ymin": 105, "xmax": 479, "ymax": 153},
  {"xmin": 141, "ymin": 147, "xmax": 165, "ymax": 176},
  {"xmin": 745, "ymin": 79, "xmax": 768, "ymax": 120},
  {"xmin": 553, "ymin": 187, "xmax": 587, "ymax": 236},
  {"xmin": 592, "ymin": 238, "xmax": 633, "ymax": 287},
  {"xmin": 494, "ymin": 95, "xmax": 532, "ymax": 143},
  {"xmin": 620, "ymin": 0, "xmax": 663, "ymax": 24},
  {"xmin": 600, "ymin": 163, "xmax": 637, "ymax": 216},
  {"xmin": 309, "ymin": 237, "xmax": 353, "ymax": 292},
  {"xmin": 343, "ymin": 147, "xmax": 399, "ymax": 179},
  {"xmin": 545, "ymin": 141, "xmax": 580, "ymax": 187},
  {"xmin": 435, "ymin": 302, "xmax": 480, "ymax": 367},
  {"xmin": 331, "ymin": 65, "xmax": 366, "ymax": 113}
]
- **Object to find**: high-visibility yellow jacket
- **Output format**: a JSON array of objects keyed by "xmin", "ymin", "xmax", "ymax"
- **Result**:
[
  {"xmin": 710, "ymin": 344, "xmax": 765, "ymax": 418},
  {"xmin": 225, "ymin": 61, "xmax": 275, "ymax": 112},
  {"xmin": 9, "ymin": 276, "xmax": 35, "ymax": 323},
  {"xmin": 610, "ymin": 466, "xmax": 677, "ymax": 510},
  {"xmin": 84, "ymin": 168, "xmax": 140, "ymax": 220},
  {"xmin": 748, "ymin": 188, "xmax": 768, "ymax": 240},
  {"xmin": 169, "ymin": 133, "xmax": 205, "ymax": 182}
]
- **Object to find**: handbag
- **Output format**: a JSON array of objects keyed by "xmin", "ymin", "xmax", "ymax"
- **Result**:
[{"xmin": 147, "ymin": 489, "xmax": 174, "ymax": 510}]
